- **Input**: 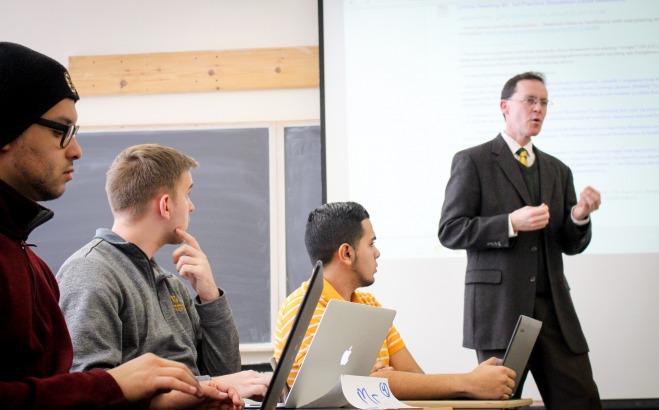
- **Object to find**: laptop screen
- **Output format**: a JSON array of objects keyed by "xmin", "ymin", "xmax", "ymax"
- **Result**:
[
  {"xmin": 502, "ymin": 315, "xmax": 542, "ymax": 398},
  {"xmin": 259, "ymin": 260, "xmax": 325, "ymax": 410},
  {"xmin": 284, "ymin": 300, "xmax": 396, "ymax": 408}
]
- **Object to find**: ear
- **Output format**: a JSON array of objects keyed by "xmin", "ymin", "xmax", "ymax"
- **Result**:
[
  {"xmin": 500, "ymin": 99, "xmax": 509, "ymax": 117},
  {"xmin": 336, "ymin": 243, "xmax": 354, "ymax": 266},
  {"xmin": 3, "ymin": 130, "xmax": 26, "ymax": 152},
  {"xmin": 157, "ymin": 193, "xmax": 172, "ymax": 220}
]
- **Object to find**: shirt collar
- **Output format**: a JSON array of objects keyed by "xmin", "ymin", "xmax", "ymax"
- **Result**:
[
  {"xmin": 94, "ymin": 228, "xmax": 170, "ymax": 278},
  {"xmin": 321, "ymin": 278, "xmax": 364, "ymax": 304},
  {"xmin": 0, "ymin": 178, "xmax": 53, "ymax": 240},
  {"xmin": 501, "ymin": 131, "xmax": 535, "ymax": 163}
]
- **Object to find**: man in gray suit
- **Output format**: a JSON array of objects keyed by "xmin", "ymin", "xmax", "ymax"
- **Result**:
[{"xmin": 439, "ymin": 72, "xmax": 602, "ymax": 409}]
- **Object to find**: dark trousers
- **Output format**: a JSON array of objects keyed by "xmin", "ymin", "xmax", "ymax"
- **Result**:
[{"xmin": 477, "ymin": 294, "xmax": 602, "ymax": 410}]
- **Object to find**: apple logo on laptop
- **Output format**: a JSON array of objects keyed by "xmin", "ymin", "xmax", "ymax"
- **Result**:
[{"xmin": 340, "ymin": 346, "xmax": 352, "ymax": 366}]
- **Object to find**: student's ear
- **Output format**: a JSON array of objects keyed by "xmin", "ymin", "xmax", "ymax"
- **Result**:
[
  {"xmin": 337, "ymin": 243, "xmax": 353, "ymax": 265},
  {"xmin": 157, "ymin": 193, "xmax": 172, "ymax": 220},
  {"xmin": 2, "ymin": 130, "xmax": 27, "ymax": 152},
  {"xmin": 1, "ymin": 138, "xmax": 16, "ymax": 151}
]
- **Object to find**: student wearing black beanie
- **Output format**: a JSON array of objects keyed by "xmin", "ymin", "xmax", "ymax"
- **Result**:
[{"xmin": 0, "ymin": 42, "xmax": 241, "ymax": 409}]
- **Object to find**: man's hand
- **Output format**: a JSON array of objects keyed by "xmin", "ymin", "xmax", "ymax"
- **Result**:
[
  {"xmin": 370, "ymin": 361, "xmax": 394, "ymax": 373},
  {"xmin": 173, "ymin": 228, "xmax": 220, "ymax": 303},
  {"xmin": 107, "ymin": 353, "xmax": 203, "ymax": 402},
  {"xmin": 510, "ymin": 204, "xmax": 550, "ymax": 233},
  {"xmin": 572, "ymin": 186, "xmax": 601, "ymax": 221},
  {"xmin": 464, "ymin": 357, "xmax": 516, "ymax": 400},
  {"xmin": 151, "ymin": 380, "xmax": 245, "ymax": 410},
  {"xmin": 212, "ymin": 370, "xmax": 271, "ymax": 401}
]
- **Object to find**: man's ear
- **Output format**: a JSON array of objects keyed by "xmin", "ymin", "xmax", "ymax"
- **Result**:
[
  {"xmin": 3, "ymin": 130, "xmax": 26, "ymax": 152},
  {"xmin": 337, "ymin": 243, "xmax": 353, "ymax": 265},
  {"xmin": 157, "ymin": 193, "xmax": 172, "ymax": 220},
  {"xmin": 500, "ymin": 99, "xmax": 509, "ymax": 117}
]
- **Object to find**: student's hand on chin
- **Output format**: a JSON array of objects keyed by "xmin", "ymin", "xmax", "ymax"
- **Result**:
[
  {"xmin": 172, "ymin": 228, "xmax": 219, "ymax": 302},
  {"xmin": 175, "ymin": 227, "xmax": 187, "ymax": 244}
]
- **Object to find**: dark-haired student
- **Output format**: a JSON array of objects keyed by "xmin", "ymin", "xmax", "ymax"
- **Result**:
[{"xmin": 275, "ymin": 201, "xmax": 516, "ymax": 400}]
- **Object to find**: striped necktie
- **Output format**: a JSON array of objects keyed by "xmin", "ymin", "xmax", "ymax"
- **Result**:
[{"xmin": 517, "ymin": 148, "xmax": 529, "ymax": 167}]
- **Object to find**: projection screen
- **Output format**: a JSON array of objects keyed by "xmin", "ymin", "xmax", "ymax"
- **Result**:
[{"xmin": 321, "ymin": 0, "xmax": 659, "ymax": 400}]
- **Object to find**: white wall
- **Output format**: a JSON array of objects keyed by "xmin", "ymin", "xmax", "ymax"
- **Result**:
[{"xmin": 0, "ymin": 0, "xmax": 320, "ymax": 126}]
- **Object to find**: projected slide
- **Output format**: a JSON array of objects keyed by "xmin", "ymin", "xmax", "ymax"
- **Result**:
[{"xmin": 326, "ymin": 0, "xmax": 659, "ymax": 257}]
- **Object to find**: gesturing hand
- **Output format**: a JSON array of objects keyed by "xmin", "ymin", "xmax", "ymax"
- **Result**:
[
  {"xmin": 510, "ymin": 203, "xmax": 550, "ymax": 233},
  {"xmin": 572, "ymin": 186, "xmax": 601, "ymax": 221},
  {"xmin": 173, "ymin": 228, "xmax": 220, "ymax": 303}
]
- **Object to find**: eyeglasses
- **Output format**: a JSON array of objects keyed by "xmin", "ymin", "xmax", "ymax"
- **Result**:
[
  {"xmin": 35, "ymin": 118, "xmax": 80, "ymax": 148},
  {"xmin": 506, "ymin": 97, "xmax": 552, "ymax": 109}
]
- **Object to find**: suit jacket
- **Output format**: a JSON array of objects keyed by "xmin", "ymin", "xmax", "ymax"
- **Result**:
[{"xmin": 438, "ymin": 134, "xmax": 591, "ymax": 354}]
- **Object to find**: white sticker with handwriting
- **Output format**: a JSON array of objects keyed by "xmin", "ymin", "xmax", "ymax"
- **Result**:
[{"xmin": 341, "ymin": 375, "xmax": 415, "ymax": 409}]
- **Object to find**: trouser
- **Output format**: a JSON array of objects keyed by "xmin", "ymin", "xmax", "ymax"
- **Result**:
[{"xmin": 476, "ymin": 294, "xmax": 602, "ymax": 410}]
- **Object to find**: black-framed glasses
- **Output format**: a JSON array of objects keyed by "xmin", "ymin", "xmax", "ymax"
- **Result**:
[
  {"xmin": 506, "ymin": 97, "xmax": 552, "ymax": 109},
  {"xmin": 35, "ymin": 118, "xmax": 79, "ymax": 148}
]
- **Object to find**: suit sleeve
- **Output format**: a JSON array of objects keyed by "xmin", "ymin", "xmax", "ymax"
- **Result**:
[
  {"xmin": 438, "ymin": 151, "xmax": 512, "ymax": 251},
  {"xmin": 558, "ymin": 167, "xmax": 592, "ymax": 255}
]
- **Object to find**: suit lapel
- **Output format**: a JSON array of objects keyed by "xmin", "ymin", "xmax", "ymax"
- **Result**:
[
  {"xmin": 535, "ymin": 146, "xmax": 556, "ymax": 205},
  {"xmin": 493, "ymin": 134, "xmax": 532, "ymax": 205}
]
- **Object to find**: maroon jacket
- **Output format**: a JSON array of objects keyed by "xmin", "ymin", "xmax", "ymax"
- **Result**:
[{"xmin": 0, "ymin": 179, "xmax": 130, "ymax": 409}]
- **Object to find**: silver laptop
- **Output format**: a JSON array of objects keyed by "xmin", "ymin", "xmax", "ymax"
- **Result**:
[
  {"xmin": 284, "ymin": 299, "xmax": 397, "ymax": 408},
  {"xmin": 259, "ymin": 260, "xmax": 325, "ymax": 410},
  {"xmin": 502, "ymin": 315, "xmax": 542, "ymax": 399}
]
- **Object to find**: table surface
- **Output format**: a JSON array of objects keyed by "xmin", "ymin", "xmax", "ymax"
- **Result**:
[{"xmin": 404, "ymin": 398, "xmax": 533, "ymax": 409}]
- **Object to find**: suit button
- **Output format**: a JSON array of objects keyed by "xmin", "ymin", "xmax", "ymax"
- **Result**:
[
  {"xmin": 530, "ymin": 277, "xmax": 536, "ymax": 282},
  {"xmin": 531, "ymin": 246, "xmax": 538, "ymax": 252}
]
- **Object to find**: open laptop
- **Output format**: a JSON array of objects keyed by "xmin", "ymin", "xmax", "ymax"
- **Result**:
[
  {"xmin": 403, "ymin": 315, "xmax": 541, "ymax": 409},
  {"xmin": 258, "ymin": 260, "xmax": 325, "ymax": 410},
  {"xmin": 284, "ymin": 299, "xmax": 397, "ymax": 408},
  {"xmin": 502, "ymin": 315, "xmax": 542, "ymax": 399}
]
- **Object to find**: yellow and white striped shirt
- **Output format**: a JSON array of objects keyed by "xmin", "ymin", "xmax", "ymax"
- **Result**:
[{"xmin": 273, "ymin": 278, "xmax": 406, "ymax": 387}]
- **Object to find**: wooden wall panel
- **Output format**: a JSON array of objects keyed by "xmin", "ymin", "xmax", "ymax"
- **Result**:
[{"xmin": 68, "ymin": 46, "xmax": 319, "ymax": 96}]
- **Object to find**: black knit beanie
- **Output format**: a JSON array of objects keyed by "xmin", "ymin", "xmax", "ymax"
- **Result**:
[{"xmin": 0, "ymin": 42, "xmax": 80, "ymax": 147}]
